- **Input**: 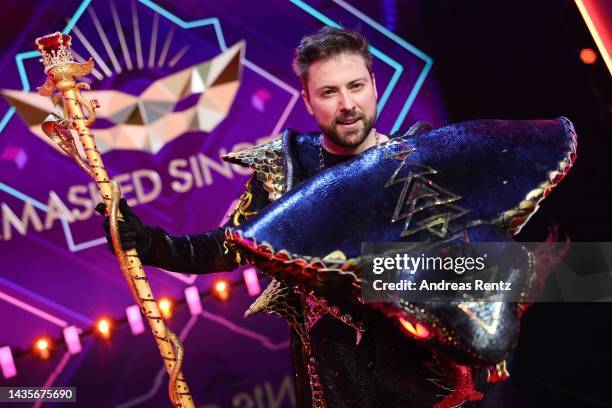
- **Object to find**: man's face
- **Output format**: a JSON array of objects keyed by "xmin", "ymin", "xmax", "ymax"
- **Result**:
[{"xmin": 302, "ymin": 53, "xmax": 378, "ymax": 148}]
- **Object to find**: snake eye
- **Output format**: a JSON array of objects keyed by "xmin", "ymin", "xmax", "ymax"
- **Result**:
[{"xmin": 398, "ymin": 317, "xmax": 431, "ymax": 339}]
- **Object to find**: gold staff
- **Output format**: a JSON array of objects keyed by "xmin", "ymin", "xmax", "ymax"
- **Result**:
[{"xmin": 34, "ymin": 32, "xmax": 195, "ymax": 408}]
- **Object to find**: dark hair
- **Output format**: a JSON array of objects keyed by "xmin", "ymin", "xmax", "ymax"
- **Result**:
[{"xmin": 292, "ymin": 26, "xmax": 373, "ymax": 87}]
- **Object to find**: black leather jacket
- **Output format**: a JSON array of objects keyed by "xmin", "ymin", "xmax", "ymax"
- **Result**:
[{"xmin": 139, "ymin": 174, "xmax": 270, "ymax": 274}]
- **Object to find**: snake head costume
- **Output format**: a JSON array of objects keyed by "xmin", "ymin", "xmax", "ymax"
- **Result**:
[{"xmin": 223, "ymin": 117, "xmax": 577, "ymax": 408}]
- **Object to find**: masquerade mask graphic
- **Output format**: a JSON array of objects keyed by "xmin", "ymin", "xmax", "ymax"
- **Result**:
[{"xmin": 3, "ymin": 41, "xmax": 244, "ymax": 155}]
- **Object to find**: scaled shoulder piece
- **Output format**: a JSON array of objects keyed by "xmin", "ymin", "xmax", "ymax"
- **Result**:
[{"xmin": 222, "ymin": 136, "xmax": 285, "ymax": 201}]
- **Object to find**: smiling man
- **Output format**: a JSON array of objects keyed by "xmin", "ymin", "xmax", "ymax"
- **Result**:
[
  {"xmin": 295, "ymin": 29, "xmax": 385, "ymax": 155},
  {"xmin": 97, "ymin": 27, "xmax": 440, "ymax": 407}
]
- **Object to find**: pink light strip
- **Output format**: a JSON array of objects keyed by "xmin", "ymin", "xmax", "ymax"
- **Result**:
[
  {"xmin": 125, "ymin": 304, "xmax": 145, "ymax": 335},
  {"xmin": 0, "ymin": 290, "xmax": 67, "ymax": 327},
  {"xmin": 63, "ymin": 325, "xmax": 82, "ymax": 355},
  {"xmin": 184, "ymin": 286, "xmax": 202, "ymax": 316},
  {"xmin": 0, "ymin": 346, "xmax": 16, "ymax": 379},
  {"xmin": 242, "ymin": 268, "xmax": 261, "ymax": 296}
]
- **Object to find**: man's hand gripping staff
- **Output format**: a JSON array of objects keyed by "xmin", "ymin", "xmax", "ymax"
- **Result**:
[{"xmin": 34, "ymin": 32, "xmax": 195, "ymax": 408}]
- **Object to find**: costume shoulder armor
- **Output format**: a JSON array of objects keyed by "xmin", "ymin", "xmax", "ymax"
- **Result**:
[
  {"xmin": 222, "ymin": 134, "xmax": 286, "ymax": 201},
  {"xmin": 222, "ymin": 129, "xmax": 323, "ymax": 199}
]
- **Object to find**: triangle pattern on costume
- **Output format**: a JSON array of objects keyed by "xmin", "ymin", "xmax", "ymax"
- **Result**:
[
  {"xmin": 458, "ymin": 302, "xmax": 502, "ymax": 335},
  {"xmin": 386, "ymin": 151, "xmax": 468, "ymax": 239}
]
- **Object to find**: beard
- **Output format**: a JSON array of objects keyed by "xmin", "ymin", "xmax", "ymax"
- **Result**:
[{"xmin": 318, "ymin": 109, "xmax": 376, "ymax": 149}]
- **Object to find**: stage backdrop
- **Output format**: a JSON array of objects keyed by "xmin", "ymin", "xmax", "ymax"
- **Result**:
[{"xmin": 0, "ymin": 0, "xmax": 444, "ymax": 406}]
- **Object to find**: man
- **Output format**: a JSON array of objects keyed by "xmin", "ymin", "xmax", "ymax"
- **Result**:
[
  {"xmin": 97, "ymin": 27, "xmax": 578, "ymax": 407},
  {"xmin": 99, "ymin": 26, "xmax": 394, "ymax": 271},
  {"xmin": 98, "ymin": 27, "xmax": 443, "ymax": 407}
]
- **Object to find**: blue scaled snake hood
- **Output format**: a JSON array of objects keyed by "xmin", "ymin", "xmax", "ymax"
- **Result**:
[{"xmin": 221, "ymin": 117, "xmax": 577, "ymax": 365}]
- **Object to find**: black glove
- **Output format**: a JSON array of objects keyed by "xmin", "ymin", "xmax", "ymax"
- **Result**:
[{"xmin": 95, "ymin": 198, "xmax": 152, "ymax": 254}]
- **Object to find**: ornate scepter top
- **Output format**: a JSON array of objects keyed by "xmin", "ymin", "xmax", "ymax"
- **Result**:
[
  {"xmin": 35, "ymin": 32, "xmax": 93, "ymax": 97},
  {"xmin": 35, "ymin": 32, "xmax": 75, "ymax": 73}
]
